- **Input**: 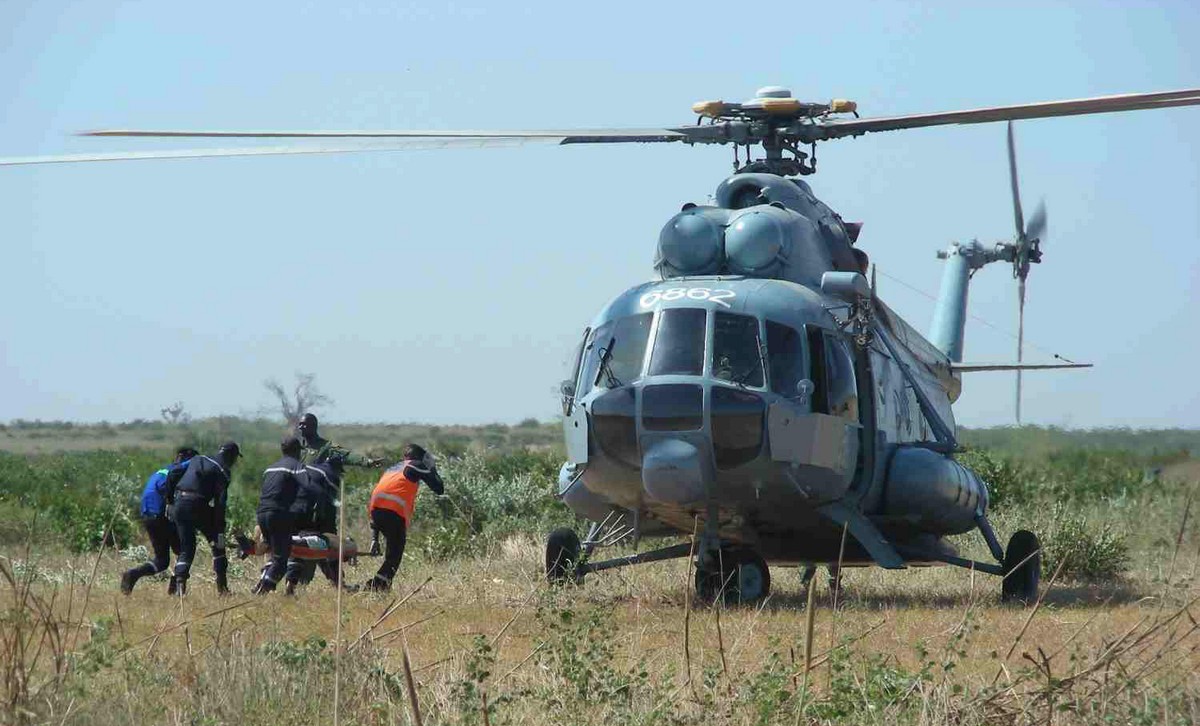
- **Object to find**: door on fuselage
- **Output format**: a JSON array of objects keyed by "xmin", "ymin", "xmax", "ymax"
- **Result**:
[{"xmin": 766, "ymin": 323, "xmax": 868, "ymax": 500}]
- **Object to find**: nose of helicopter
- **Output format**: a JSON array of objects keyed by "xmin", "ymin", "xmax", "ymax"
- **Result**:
[{"xmin": 640, "ymin": 437, "xmax": 709, "ymax": 505}]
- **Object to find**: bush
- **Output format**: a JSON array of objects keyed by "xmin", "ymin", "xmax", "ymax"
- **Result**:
[
  {"xmin": 1040, "ymin": 504, "xmax": 1131, "ymax": 581},
  {"xmin": 958, "ymin": 447, "xmax": 1164, "ymax": 508}
]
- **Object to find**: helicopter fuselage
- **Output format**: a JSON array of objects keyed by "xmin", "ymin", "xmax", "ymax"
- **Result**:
[{"xmin": 559, "ymin": 253, "xmax": 987, "ymax": 567}]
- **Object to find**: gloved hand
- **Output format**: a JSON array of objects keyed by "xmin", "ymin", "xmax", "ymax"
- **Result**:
[
  {"xmin": 369, "ymin": 527, "xmax": 381, "ymax": 556},
  {"xmin": 165, "ymin": 504, "xmax": 175, "ymax": 522},
  {"xmin": 367, "ymin": 457, "xmax": 384, "ymax": 468}
]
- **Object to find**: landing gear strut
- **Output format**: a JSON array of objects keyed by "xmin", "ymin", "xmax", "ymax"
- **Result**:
[{"xmin": 543, "ymin": 525, "xmax": 771, "ymax": 605}]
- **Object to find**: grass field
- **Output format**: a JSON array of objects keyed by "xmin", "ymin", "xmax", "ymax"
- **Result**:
[{"xmin": 2, "ymin": 423, "xmax": 1200, "ymax": 724}]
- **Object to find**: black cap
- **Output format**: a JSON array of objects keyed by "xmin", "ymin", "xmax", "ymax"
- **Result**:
[
  {"xmin": 175, "ymin": 446, "xmax": 199, "ymax": 460},
  {"xmin": 218, "ymin": 441, "xmax": 243, "ymax": 459},
  {"xmin": 404, "ymin": 443, "xmax": 428, "ymax": 461},
  {"xmin": 299, "ymin": 413, "xmax": 319, "ymax": 428},
  {"xmin": 280, "ymin": 436, "xmax": 302, "ymax": 457}
]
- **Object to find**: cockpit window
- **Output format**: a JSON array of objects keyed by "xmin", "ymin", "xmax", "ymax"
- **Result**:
[
  {"xmin": 766, "ymin": 321, "xmax": 806, "ymax": 397},
  {"xmin": 579, "ymin": 313, "xmax": 652, "ymax": 391},
  {"xmin": 806, "ymin": 327, "xmax": 858, "ymax": 421},
  {"xmin": 711, "ymin": 313, "xmax": 764, "ymax": 387},
  {"xmin": 649, "ymin": 308, "xmax": 706, "ymax": 376},
  {"xmin": 824, "ymin": 336, "xmax": 859, "ymax": 420},
  {"xmin": 568, "ymin": 328, "xmax": 589, "ymax": 386}
]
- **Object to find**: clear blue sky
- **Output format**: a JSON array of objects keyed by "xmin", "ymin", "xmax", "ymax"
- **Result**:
[{"xmin": 1, "ymin": 0, "xmax": 1197, "ymax": 428}]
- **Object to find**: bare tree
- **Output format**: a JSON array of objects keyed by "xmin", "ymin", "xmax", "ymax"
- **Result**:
[
  {"xmin": 160, "ymin": 401, "xmax": 192, "ymax": 425},
  {"xmin": 264, "ymin": 372, "xmax": 333, "ymax": 425}
]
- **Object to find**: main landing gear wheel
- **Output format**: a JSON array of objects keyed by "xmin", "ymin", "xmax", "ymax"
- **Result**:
[
  {"xmin": 545, "ymin": 528, "xmax": 582, "ymax": 584},
  {"xmin": 695, "ymin": 548, "xmax": 770, "ymax": 605},
  {"xmin": 1001, "ymin": 530, "xmax": 1041, "ymax": 605}
]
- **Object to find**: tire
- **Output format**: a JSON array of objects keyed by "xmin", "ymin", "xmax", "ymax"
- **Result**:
[
  {"xmin": 694, "ymin": 548, "xmax": 771, "ymax": 605},
  {"xmin": 545, "ymin": 528, "xmax": 581, "ymax": 584},
  {"xmin": 1001, "ymin": 530, "xmax": 1041, "ymax": 605}
]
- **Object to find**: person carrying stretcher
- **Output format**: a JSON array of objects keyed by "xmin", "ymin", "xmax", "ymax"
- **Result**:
[
  {"xmin": 234, "ymin": 455, "xmax": 359, "ymax": 594},
  {"xmin": 250, "ymin": 436, "xmax": 304, "ymax": 594},
  {"xmin": 363, "ymin": 444, "xmax": 444, "ymax": 592},
  {"xmin": 285, "ymin": 457, "xmax": 357, "ymax": 593},
  {"xmin": 172, "ymin": 441, "xmax": 241, "ymax": 596}
]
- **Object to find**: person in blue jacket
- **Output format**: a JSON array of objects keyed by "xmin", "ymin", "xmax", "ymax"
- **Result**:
[{"xmin": 120, "ymin": 446, "xmax": 198, "ymax": 594}]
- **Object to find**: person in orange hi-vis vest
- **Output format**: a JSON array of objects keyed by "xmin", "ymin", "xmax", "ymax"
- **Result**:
[{"xmin": 363, "ymin": 444, "xmax": 444, "ymax": 592}]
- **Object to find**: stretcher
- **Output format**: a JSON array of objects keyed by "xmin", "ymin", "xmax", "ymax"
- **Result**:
[{"xmin": 238, "ymin": 527, "xmax": 359, "ymax": 562}]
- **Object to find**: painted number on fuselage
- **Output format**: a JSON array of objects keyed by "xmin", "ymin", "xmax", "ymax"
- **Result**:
[{"xmin": 639, "ymin": 288, "xmax": 736, "ymax": 309}]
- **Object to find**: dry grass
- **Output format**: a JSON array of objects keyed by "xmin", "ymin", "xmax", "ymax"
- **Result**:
[{"xmin": 3, "ymin": 526, "xmax": 1200, "ymax": 725}]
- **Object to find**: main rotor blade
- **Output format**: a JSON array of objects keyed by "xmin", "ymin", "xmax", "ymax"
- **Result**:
[
  {"xmin": 80, "ymin": 127, "xmax": 691, "ymax": 143},
  {"xmin": 818, "ymin": 88, "xmax": 1200, "ymax": 139},
  {"xmin": 0, "ymin": 136, "xmax": 597, "ymax": 166},
  {"xmin": 1007, "ymin": 122, "xmax": 1025, "ymax": 240}
]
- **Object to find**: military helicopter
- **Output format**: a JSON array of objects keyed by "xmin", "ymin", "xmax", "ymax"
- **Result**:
[{"xmin": 4, "ymin": 86, "xmax": 1200, "ymax": 604}]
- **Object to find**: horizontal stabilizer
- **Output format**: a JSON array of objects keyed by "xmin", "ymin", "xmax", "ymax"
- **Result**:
[{"xmin": 952, "ymin": 362, "xmax": 1092, "ymax": 372}]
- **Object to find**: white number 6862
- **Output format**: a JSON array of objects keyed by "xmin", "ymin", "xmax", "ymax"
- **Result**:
[{"xmin": 639, "ymin": 287, "xmax": 736, "ymax": 309}]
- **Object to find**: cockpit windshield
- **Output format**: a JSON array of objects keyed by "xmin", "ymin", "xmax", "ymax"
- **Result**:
[
  {"xmin": 711, "ymin": 312, "xmax": 764, "ymax": 387},
  {"xmin": 648, "ymin": 308, "xmax": 706, "ymax": 376},
  {"xmin": 578, "ymin": 313, "xmax": 653, "ymax": 391}
]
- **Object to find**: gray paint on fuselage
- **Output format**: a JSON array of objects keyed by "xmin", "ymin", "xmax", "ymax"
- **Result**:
[{"xmin": 563, "ymin": 271, "xmax": 963, "ymax": 563}]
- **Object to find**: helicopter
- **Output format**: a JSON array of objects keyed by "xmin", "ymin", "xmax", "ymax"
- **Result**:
[{"xmin": 4, "ymin": 86, "xmax": 1200, "ymax": 605}]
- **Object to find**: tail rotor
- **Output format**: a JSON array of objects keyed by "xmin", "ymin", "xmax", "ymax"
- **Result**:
[{"xmin": 1006, "ymin": 122, "xmax": 1047, "ymax": 425}]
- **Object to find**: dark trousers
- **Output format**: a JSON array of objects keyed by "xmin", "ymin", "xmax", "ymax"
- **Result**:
[
  {"xmin": 123, "ymin": 517, "xmax": 180, "ymax": 586},
  {"xmin": 370, "ymin": 508, "xmax": 407, "ymax": 588},
  {"xmin": 174, "ymin": 499, "xmax": 228, "ymax": 591},
  {"xmin": 256, "ymin": 510, "xmax": 294, "ymax": 587}
]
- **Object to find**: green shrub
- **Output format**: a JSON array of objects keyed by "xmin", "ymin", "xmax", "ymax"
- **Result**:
[{"xmin": 1041, "ymin": 504, "xmax": 1130, "ymax": 581}]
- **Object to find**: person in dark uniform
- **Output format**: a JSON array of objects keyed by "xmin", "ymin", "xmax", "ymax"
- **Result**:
[
  {"xmin": 283, "ymin": 457, "xmax": 355, "ymax": 594},
  {"xmin": 251, "ymin": 437, "xmax": 304, "ymax": 594},
  {"xmin": 120, "ymin": 446, "xmax": 198, "ymax": 594},
  {"xmin": 295, "ymin": 413, "xmax": 380, "ymax": 467},
  {"xmin": 363, "ymin": 444, "xmax": 444, "ymax": 592},
  {"xmin": 172, "ymin": 441, "xmax": 241, "ymax": 596}
]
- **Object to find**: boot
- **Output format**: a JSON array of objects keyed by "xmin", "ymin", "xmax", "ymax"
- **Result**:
[
  {"xmin": 122, "ymin": 562, "xmax": 158, "ymax": 595},
  {"xmin": 234, "ymin": 532, "xmax": 255, "ymax": 560},
  {"xmin": 175, "ymin": 577, "xmax": 188, "ymax": 597},
  {"xmin": 251, "ymin": 578, "xmax": 276, "ymax": 595},
  {"xmin": 215, "ymin": 571, "xmax": 230, "ymax": 596},
  {"xmin": 363, "ymin": 576, "xmax": 391, "ymax": 593},
  {"xmin": 167, "ymin": 576, "xmax": 178, "ymax": 596},
  {"xmin": 284, "ymin": 580, "xmax": 298, "ymax": 596}
]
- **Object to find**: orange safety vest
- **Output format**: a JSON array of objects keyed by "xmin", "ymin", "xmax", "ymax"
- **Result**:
[{"xmin": 368, "ymin": 466, "xmax": 419, "ymax": 524}]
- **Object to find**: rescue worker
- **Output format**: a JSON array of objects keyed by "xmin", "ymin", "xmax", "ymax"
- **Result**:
[
  {"xmin": 172, "ymin": 441, "xmax": 241, "ymax": 596},
  {"xmin": 119, "ymin": 446, "xmax": 197, "ymax": 594},
  {"xmin": 251, "ymin": 436, "xmax": 304, "ymax": 594},
  {"xmin": 284, "ymin": 456, "xmax": 353, "ymax": 594},
  {"xmin": 363, "ymin": 444, "xmax": 444, "ymax": 592},
  {"xmin": 295, "ymin": 412, "xmax": 381, "ymax": 467}
]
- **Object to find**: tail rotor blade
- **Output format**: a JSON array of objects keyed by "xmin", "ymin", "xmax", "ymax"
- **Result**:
[
  {"xmin": 1015, "ymin": 278, "xmax": 1026, "ymax": 425},
  {"xmin": 1007, "ymin": 121, "xmax": 1025, "ymax": 240},
  {"xmin": 1025, "ymin": 201, "xmax": 1047, "ymax": 243}
]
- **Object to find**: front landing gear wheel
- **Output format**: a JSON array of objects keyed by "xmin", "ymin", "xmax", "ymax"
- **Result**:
[
  {"xmin": 695, "ymin": 548, "xmax": 770, "ymax": 605},
  {"xmin": 545, "ymin": 528, "xmax": 582, "ymax": 584},
  {"xmin": 1001, "ymin": 530, "xmax": 1041, "ymax": 605}
]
